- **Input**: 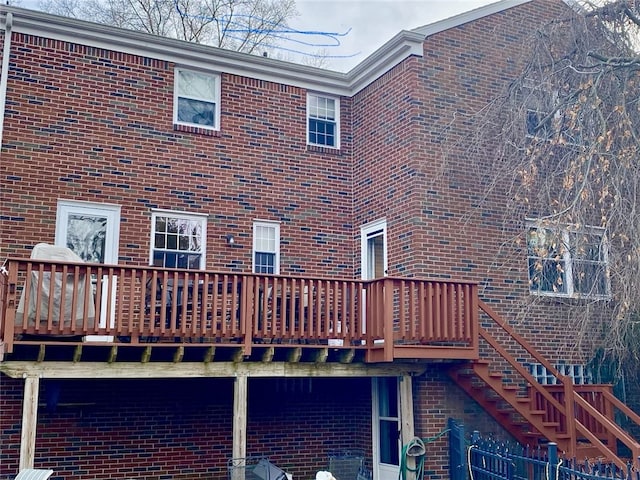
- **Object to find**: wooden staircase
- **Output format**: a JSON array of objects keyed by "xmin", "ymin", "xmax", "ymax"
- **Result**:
[{"xmin": 449, "ymin": 300, "xmax": 640, "ymax": 470}]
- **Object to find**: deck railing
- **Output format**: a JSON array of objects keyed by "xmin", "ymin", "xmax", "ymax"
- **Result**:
[{"xmin": 0, "ymin": 259, "xmax": 479, "ymax": 360}]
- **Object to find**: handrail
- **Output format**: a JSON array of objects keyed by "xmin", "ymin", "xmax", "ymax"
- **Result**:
[
  {"xmin": 477, "ymin": 326, "xmax": 568, "ymax": 415},
  {"xmin": 573, "ymin": 394, "xmax": 640, "ymax": 469},
  {"xmin": 1, "ymin": 258, "xmax": 479, "ymax": 358},
  {"xmin": 478, "ymin": 300, "xmax": 640, "ymax": 470},
  {"xmin": 601, "ymin": 388, "xmax": 640, "ymax": 427},
  {"xmin": 479, "ymin": 301, "xmax": 566, "ymax": 380}
]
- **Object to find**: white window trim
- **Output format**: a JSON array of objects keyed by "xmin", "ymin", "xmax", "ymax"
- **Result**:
[
  {"xmin": 173, "ymin": 67, "xmax": 221, "ymax": 131},
  {"xmin": 306, "ymin": 92, "xmax": 340, "ymax": 149},
  {"xmin": 360, "ymin": 218, "xmax": 388, "ymax": 280},
  {"xmin": 526, "ymin": 220, "xmax": 610, "ymax": 299},
  {"xmin": 149, "ymin": 208, "xmax": 208, "ymax": 270},
  {"xmin": 252, "ymin": 220, "xmax": 280, "ymax": 275}
]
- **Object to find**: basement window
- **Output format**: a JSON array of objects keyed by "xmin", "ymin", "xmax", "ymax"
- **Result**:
[{"xmin": 529, "ymin": 363, "xmax": 593, "ymax": 385}]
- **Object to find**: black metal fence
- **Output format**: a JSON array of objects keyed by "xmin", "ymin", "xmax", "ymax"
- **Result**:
[{"xmin": 448, "ymin": 419, "xmax": 640, "ymax": 480}]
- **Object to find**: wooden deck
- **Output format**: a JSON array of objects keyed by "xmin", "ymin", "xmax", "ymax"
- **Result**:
[{"xmin": 0, "ymin": 259, "xmax": 479, "ymax": 363}]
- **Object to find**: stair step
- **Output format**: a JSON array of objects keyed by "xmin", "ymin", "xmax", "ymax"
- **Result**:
[
  {"xmin": 488, "ymin": 372, "xmax": 503, "ymax": 378},
  {"xmin": 529, "ymin": 410, "xmax": 546, "ymax": 416},
  {"xmin": 542, "ymin": 422, "xmax": 560, "ymax": 428},
  {"xmin": 515, "ymin": 397, "xmax": 531, "ymax": 404},
  {"xmin": 474, "ymin": 359, "xmax": 491, "ymax": 364},
  {"xmin": 502, "ymin": 385, "xmax": 519, "ymax": 391}
]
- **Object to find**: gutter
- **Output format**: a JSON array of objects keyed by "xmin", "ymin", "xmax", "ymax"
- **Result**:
[{"xmin": 0, "ymin": 11, "xmax": 13, "ymax": 149}]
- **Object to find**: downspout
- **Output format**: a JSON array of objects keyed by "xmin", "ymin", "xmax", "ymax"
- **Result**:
[{"xmin": 0, "ymin": 11, "xmax": 14, "ymax": 149}]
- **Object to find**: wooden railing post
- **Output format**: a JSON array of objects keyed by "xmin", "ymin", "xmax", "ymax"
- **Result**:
[
  {"xmin": 469, "ymin": 284, "xmax": 479, "ymax": 357},
  {"xmin": 242, "ymin": 275, "xmax": 253, "ymax": 356},
  {"xmin": 3, "ymin": 260, "xmax": 18, "ymax": 354},
  {"xmin": 562, "ymin": 377, "xmax": 577, "ymax": 458},
  {"xmin": 383, "ymin": 278, "xmax": 394, "ymax": 362}
]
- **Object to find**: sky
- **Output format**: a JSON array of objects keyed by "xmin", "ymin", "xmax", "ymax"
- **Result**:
[
  {"xmin": 12, "ymin": 0, "xmax": 497, "ymax": 72},
  {"xmin": 289, "ymin": 0, "xmax": 496, "ymax": 71}
]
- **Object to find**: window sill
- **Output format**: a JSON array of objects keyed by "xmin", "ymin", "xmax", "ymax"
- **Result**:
[
  {"xmin": 529, "ymin": 291, "xmax": 611, "ymax": 302},
  {"xmin": 174, "ymin": 124, "xmax": 220, "ymax": 137},
  {"xmin": 306, "ymin": 144, "xmax": 341, "ymax": 155}
]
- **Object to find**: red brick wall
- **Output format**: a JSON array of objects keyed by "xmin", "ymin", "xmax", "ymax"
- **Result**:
[
  {"xmin": 0, "ymin": 377, "xmax": 372, "ymax": 480},
  {"xmin": 0, "ymin": 1, "xmax": 619, "ymax": 479},
  {"xmin": 0, "ymin": 33, "xmax": 354, "ymax": 278},
  {"xmin": 350, "ymin": 0, "xmax": 596, "ymax": 365}
]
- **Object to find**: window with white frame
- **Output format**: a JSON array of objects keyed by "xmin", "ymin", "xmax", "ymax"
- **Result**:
[
  {"xmin": 253, "ymin": 221, "xmax": 280, "ymax": 274},
  {"xmin": 174, "ymin": 68, "xmax": 220, "ymax": 130},
  {"xmin": 526, "ymin": 221, "xmax": 609, "ymax": 298},
  {"xmin": 307, "ymin": 93, "xmax": 339, "ymax": 148},
  {"xmin": 521, "ymin": 79, "xmax": 563, "ymax": 140},
  {"xmin": 150, "ymin": 210, "xmax": 207, "ymax": 269}
]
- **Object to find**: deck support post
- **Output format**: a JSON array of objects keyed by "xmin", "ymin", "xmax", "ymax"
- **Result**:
[
  {"xmin": 399, "ymin": 374, "xmax": 416, "ymax": 480},
  {"xmin": 232, "ymin": 374, "xmax": 248, "ymax": 463},
  {"xmin": 19, "ymin": 374, "xmax": 40, "ymax": 471}
]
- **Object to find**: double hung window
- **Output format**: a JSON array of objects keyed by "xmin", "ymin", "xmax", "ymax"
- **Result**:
[
  {"xmin": 307, "ymin": 93, "xmax": 339, "ymax": 148},
  {"xmin": 253, "ymin": 221, "xmax": 280, "ymax": 274},
  {"xmin": 150, "ymin": 210, "xmax": 207, "ymax": 270},
  {"xmin": 526, "ymin": 221, "xmax": 609, "ymax": 298},
  {"xmin": 174, "ymin": 68, "xmax": 220, "ymax": 130}
]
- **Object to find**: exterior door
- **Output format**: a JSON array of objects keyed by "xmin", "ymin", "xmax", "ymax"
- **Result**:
[
  {"xmin": 361, "ymin": 219, "xmax": 388, "ymax": 336},
  {"xmin": 361, "ymin": 219, "xmax": 387, "ymax": 280},
  {"xmin": 55, "ymin": 200, "xmax": 121, "ymax": 341},
  {"xmin": 372, "ymin": 377, "xmax": 401, "ymax": 480}
]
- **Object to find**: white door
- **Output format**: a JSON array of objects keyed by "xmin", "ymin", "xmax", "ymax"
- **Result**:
[
  {"xmin": 361, "ymin": 219, "xmax": 387, "ymax": 280},
  {"xmin": 372, "ymin": 377, "xmax": 401, "ymax": 480},
  {"xmin": 55, "ymin": 200, "xmax": 121, "ymax": 341},
  {"xmin": 361, "ymin": 219, "xmax": 388, "ymax": 336}
]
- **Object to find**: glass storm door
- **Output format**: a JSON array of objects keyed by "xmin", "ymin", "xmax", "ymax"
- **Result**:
[
  {"xmin": 373, "ymin": 377, "xmax": 401, "ymax": 480},
  {"xmin": 55, "ymin": 200, "xmax": 121, "ymax": 341}
]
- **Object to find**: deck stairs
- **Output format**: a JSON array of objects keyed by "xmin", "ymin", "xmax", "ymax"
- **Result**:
[{"xmin": 448, "ymin": 300, "xmax": 640, "ymax": 470}]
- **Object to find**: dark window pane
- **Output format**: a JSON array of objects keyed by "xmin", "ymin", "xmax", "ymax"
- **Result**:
[
  {"xmin": 167, "ymin": 234, "xmax": 178, "ymax": 250},
  {"xmin": 255, "ymin": 252, "xmax": 275, "ymax": 274},
  {"xmin": 309, "ymin": 118, "xmax": 336, "ymax": 147},
  {"xmin": 379, "ymin": 420, "xmax": 399, "ymax": 465},
  {"xmin": 178, "ymin": 98, "xmax": 215, "ymax": 126}
]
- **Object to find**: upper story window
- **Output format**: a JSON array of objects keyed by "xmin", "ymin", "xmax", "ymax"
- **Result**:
[
  {"xmin": 150, "ymin": 210, "xmax": 207, "ymax": 270},
  {"xmin": 253, "ymin": 221, "xmax": 280, "ymax": 274},
  {"xmin": 174, "ymin": 68, "xmax": 220, "ymax": 130},
  {"xmin": 526, "ymin": 221, "xmax": 609, "ymax": 299},
  {"xmin": 307, "ymin": 93, "xmax": 339, "ymax": 148}
]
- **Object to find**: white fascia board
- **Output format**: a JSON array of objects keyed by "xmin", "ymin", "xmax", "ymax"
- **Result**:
[
  {"xmin": 1, "ymin": 6, "xmax": 352, "ymax": 96},
  {"xmin": 347, "ymin": 30, "xmax": 426, "ymax": 95},
  {"xmin": 1, "ymin": 0, "xmax": 547, "ymax": 97},
  {"xmin": 2, "ymin": 6, "xmax": 424, "ymax": 97},
  {"xmin": 413, "ymin": 0, "xmax": 533, "ymax": 37}
]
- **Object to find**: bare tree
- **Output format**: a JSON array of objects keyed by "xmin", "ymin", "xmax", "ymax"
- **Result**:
[
  {"xmin": 38, "ymin": 0, "xmax": 298, "ymax": 54},
  {"xmin": 450, "ymin": 0, "xmax": 640, "ymax": 381}
]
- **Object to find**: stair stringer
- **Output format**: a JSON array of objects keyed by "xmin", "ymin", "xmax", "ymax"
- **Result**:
[{"xmin": 448, "ymin": 361, "xmax": 571, "ymax": 451}]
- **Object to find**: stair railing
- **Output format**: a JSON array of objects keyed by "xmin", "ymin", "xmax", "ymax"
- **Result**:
[{"xmin": 479, "ymin": 300, "xmax": 640, "ymax": 470}]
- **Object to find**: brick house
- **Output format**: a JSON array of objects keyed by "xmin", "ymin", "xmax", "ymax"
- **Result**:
[{"xmin": 1, "ymin": 1, "xmax": 639, "ymax": 480}]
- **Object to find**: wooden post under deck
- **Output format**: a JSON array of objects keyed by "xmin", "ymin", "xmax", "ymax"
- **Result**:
[
  {"xmin": 399, "ymin": 374, "xmax": 416, "ymax": 480},
  {"xmin": 19, "ymin": 374, "xmax": 40, "ymax": 471},
  {"xmin": 232, "ymin": 375, "xmax": 248, "ymax": 462}
]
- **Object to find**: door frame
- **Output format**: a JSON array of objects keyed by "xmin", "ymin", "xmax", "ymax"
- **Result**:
[
  {"xmin": 55, "ymin": 199, "xmax": 121, "ymax": 341},
  {"xmin": 372, "ymin": 377, "xmax": 401, "ymax": 480},
  {"xmin": 360, "ymin": 218, "xmax": 388, "ymax": 280}
]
